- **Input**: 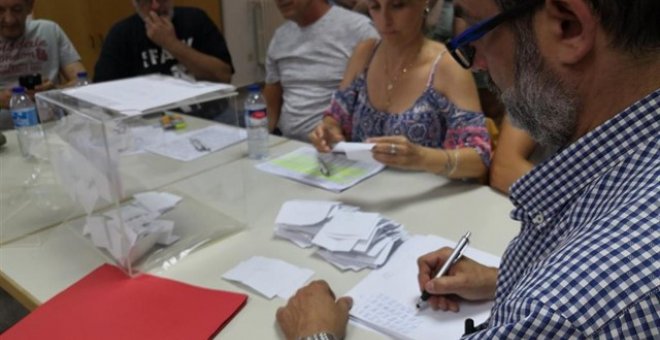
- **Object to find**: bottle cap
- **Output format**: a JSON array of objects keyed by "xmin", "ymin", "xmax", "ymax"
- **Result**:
[
  {"xmin": 11, "ymin": 86, "xmax": 26, "ymax": 94},
  {"xmin": 77, "ymin": 71, "xmax": 88, "ymax": 78},
  {"xmin": 247, "ymin": 84, "xmax": 260, "ymax": 93}
]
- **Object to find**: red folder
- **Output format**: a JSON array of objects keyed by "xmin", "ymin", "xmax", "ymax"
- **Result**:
[{"xmin": 3, "ymin": 264, "xmax": 247, "ymax": 339}]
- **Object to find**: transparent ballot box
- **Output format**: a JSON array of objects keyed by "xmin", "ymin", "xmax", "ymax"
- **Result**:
[{"xmin": 1, "ymin": 75, "xmax": 247, "ymax": 276}]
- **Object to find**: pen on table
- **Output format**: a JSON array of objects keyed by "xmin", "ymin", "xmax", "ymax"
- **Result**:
[
  {"xmin": 416, "ymin": 231, "xmax": 471, "ymax": 310},
  {"xmin": 189, "ymin": 137, "xmax": 210, "ymax": 152},
  {"xmin": 317, "ymin": 154, "xmax": 331, "ymax": 177}
]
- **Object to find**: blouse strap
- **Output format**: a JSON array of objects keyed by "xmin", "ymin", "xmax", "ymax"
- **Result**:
[
  {"xmin": 363, "ymin": 39, "xmax": 382, "ymax": 74},
  {"xmin": 426, "ymin": 49, "xmax": 448, "ymax": 87}
]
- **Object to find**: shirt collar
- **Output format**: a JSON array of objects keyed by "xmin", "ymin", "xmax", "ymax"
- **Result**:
[{"xmin": 509, "ymin": 88, "xmax": 660, "ymax": 228}]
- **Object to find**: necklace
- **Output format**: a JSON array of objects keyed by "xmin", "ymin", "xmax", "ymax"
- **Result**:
[{"xmin": 384, "ymin": 44, "xmax": 423, "ymax": 108}]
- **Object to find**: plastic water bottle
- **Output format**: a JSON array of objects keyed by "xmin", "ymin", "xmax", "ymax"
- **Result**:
[
  {"xmin": 244, "ymin": 84, "xmax": 269, "ymax": 159},
  {"xmin": 76, "ymin": 71, "xmax": 90, "ymax": 86},
  {"xmin": 10, "ymin": 86, "xmax": 41, "ymax": 159}
]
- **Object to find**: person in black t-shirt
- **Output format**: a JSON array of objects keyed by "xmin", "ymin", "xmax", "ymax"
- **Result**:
[
  {"xmin": 93, "ymin": 0, "xmax": 235, "ymax": 120},
  {"xmin": 94, "ymin": 0, "xmax": 233, "ymax": 84}
]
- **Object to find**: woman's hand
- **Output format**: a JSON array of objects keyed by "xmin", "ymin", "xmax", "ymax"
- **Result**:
[
  {"xmin": 367, "ymin": 136, "xmax": 427, "ymax": 170},
  {"xmin": 309, "ymin": 122, "xmax": 345, "ymax": 153}
]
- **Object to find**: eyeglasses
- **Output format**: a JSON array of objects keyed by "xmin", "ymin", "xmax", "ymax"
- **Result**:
[{"xmin": 446, "ymin": 0, "xmax": 544, "ymax": 69}]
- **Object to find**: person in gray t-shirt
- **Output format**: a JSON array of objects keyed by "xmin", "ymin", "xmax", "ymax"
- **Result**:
[
  {"xmin": 264, "ymin": 0, "xmax": 378, "ymax": 142},
  {"xmin": 0, "ymin": 0, "xmax": 86, "ymax": 130}
]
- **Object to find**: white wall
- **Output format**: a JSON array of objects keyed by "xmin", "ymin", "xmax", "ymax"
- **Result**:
[{"xmin": 222, "ymin": 0, "xmax": 284, "ymax": 87}]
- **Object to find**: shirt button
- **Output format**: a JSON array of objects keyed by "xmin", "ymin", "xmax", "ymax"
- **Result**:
[{"xmin": 532, "ymin": 213, "xmax": 544, "ymax": 224}]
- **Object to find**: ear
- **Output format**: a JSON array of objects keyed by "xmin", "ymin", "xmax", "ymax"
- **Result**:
[{"xmin": 542, "ymin": 0, "xmax": 597, "ymax": 65}]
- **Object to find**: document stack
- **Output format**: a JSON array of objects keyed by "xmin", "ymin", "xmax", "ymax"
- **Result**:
[
  {"xmin": 83, "ymin": 191, "xmax": 182, "ymax": 266},
  {"xmin": 274, "ymin": 200, "xmax": 409, "ymax": 271}
]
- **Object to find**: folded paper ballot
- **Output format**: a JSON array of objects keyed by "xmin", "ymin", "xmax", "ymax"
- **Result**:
[
  {"xmin": 2, "ymin": 264, "xmax": 247, "ymax": 340},
  {"xmin": 332, "ymin": 141, "xmax": 378, "ymax": 163},
  {"xmin": 222, "ymin": 256, "xmax": 315, "ymax": 299},
  {"xmin": 83, "ymin": 191, "xmax": 183, "ymax": 266},
  {"xmin": 274, "ymin": 200, "xmax": 408, "ymax": 271}
]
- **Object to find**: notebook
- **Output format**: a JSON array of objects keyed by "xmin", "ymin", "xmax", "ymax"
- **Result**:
[{"xmin": 3, "ymin": 264, "xmax": 247, "ymax": 339}]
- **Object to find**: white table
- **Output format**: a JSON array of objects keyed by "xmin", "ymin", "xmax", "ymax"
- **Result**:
[{"xmin": 0, "ymin": 139, "xmax": 521, "ymax": 338}]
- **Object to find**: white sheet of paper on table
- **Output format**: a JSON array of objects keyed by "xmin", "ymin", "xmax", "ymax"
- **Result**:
[
  {"xmin": 145, "ymin": 125, "xmax": 247, "ymax": 162},
  {"xmin": 222, "ymin": 256, "xmax": 314, "ymax": 300},
  {"xmin": 347, "ymin": 235, "xmax": 501, "ymax": 340},
  {"xmin": 256, "ymin": 147, "xmax": 385, "ymax": 193},
  {"xmin": 121, "ymin": 125, "xmax": 179, "ymax": 155}
]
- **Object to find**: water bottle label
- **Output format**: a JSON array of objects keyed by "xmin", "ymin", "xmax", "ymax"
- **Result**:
[
  {"xmin": 246, "ymin": 109, "xmax": 267, "ymax": 126},
  {"xmin": 11, "ymin": 107, "xmax": 39, "ymax": 127}
]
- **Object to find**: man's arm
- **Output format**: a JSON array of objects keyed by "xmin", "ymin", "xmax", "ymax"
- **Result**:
[
  {"xmin": 59, "ymin": 62, "xmax": 86, "ymax": 87},
  {"xmin": 263, "ymin": 82, "xmax": 282, "ymax": 132},
  {"xmin": 145, "ymin": 12, "xmax": 232, "ymax": 83},
  {"xmin": 489, "ymin": 115, "xmax": 536, "ymax": 195},
  {"xmin": 1, "ymin": 89, "xmax": 11, "ymax": 110}
]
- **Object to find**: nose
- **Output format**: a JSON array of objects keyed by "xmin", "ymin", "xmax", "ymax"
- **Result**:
[
  {"xmin": 1, "ymin": 11, "xmax": 16, "ymax": 25},
  {"xmin": 381, "ymin": 6, "xmax": 393, "ymax": 27},
  {"xmin": 150, "ymin": 0, "xmax": 160, "ymax": 11}
]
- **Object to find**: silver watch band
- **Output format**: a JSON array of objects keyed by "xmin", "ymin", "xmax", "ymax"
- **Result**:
[{"xmin": 298, "ymin": 332, "xmax": 338, "ymax": 340}]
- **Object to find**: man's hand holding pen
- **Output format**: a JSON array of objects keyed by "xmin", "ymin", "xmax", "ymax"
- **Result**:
[{"xmin": 416, "ymin": 246, "xmax": 498, "ymax": 312}]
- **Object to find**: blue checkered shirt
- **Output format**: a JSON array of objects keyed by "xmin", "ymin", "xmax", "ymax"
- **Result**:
[{"xmin": 467, "ymin": 89, "xmax": 660, "ymax": 339}]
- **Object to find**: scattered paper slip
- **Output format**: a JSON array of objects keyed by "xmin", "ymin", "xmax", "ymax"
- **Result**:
[
  {"xmin": 146, "ymin": 125, "xmax": 247, "ymax": 162},
  {"xmin": 347, "ymin": 235, "xmax": 501, "ymax": 340},
  {"xmin": 83, "ymin": 191, "xmax": 183, "ymax": 266},
  {"xmin": 274, "ymin": 200, "xmax": 408, "ymax": 271},
  {"xmin": 222, "ymin": 256, "xmax": 314, "ymax": 299},
  {"xmin": 62, "ymin": 74, "xmax": 236, "ymax": 116},
  {"xmin": 256, "ymin": 146, "xmax": 385, "ymax": 192}
]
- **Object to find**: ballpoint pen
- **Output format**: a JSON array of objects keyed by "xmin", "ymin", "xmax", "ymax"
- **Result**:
[
  {"xmin": 317, "ymin": 154, "xmax": 331, "ymax": 177},
  {"xmin": 189, "ymin": 138, "xmax": 210, "ymax": 152},
  {"xmin": 416, "ymin": 231, "xmax": 471, "ymax": 309}
]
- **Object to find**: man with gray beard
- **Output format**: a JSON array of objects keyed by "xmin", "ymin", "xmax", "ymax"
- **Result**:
[{"xmin": 274, "ymin": 0, "xmax": 659, "ymax": 339}]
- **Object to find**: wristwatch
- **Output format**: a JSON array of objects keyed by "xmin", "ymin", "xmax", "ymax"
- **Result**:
[{"xmin": 298, "ymin": 332, "xmax": 337, "ymax": 340}]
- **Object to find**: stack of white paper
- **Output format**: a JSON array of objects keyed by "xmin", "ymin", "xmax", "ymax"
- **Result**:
[
  {"xmin": 222, "ymin": 256, "xmax": 315, "ymax": 299},
  {"xmin": 62, "ymin": 74, "xmax": 236, "ymax": 116},
  {"xmin": 274, "ymin": 200, "xmax": 354, "ymax": 248},
  {"xmin": 347, "ymin": 235, "xmax": 501, "ymax": 340},
  {"xmin": 83, "ymin": 191, "xmax": 182, "ymax": 266},
  {"xmin": 274, "ymin": 200, "xmax": 408, "ymax": 271}
]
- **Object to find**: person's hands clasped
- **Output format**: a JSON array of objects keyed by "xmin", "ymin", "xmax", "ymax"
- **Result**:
[
  {"xmin": 417, "ymin": 247, "xmax": 498, "ymax": 312},
  {"xmin": 144, "ymin": 11, "xmax": 178, "ymax": 48},
  {"xmin": 26, "ymin": 80, "xmax": 55, "ymax": 101},
  {"xmin": 309, "ymin": 123, "xmax": 345, "ymax": 153},
  {"xmin": 276, "ymin": 280, "xmax": 353, "ymax": 340},
  {"xmin": 368, "ymin": 136, "xmax": 425, "ymax": 170}
]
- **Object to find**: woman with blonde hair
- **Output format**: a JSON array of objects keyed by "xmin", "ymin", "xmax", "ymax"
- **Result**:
[{"xmin": 310, "ymin": 0, "xmax": 491, "ymax": 178}]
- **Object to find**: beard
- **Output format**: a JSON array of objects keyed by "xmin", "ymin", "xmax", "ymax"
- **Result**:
[{"xmin": 487, "ymin": 28, "xmax": 579, "ymax": 149}]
